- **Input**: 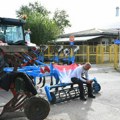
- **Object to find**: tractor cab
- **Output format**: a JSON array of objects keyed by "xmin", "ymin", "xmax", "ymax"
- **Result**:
[
  {"xmin": 0, "ymin": 17, "xmax": 30, "ymax": 53},
  {"xmin": 0, "ymin": 17, "xmax": 25, "ymax": 45}
]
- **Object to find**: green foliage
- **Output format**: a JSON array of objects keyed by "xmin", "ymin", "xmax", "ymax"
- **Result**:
[
  {"xmin": 28, "ymin": 2, "xmax": 50, "ymax": 16},
  {"xmin": 53, "ymin": 9, "xmax": 71, "ymax": 34},
  {"xmin": 16, "ymin": 5, "xmax": 31, "ymax": 18},
  {"xmin": 16, "ymin": 1, "xmax": 50, "ymax": 17},
  {"xmin": 16, "ymin": 1, "xmax": 71, "ymax": 44},
  {"xmin": 25, "ymin": 13, "xmax": 60, "ymax": 44}
]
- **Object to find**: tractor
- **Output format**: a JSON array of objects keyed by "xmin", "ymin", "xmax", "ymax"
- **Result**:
[{"xmin": 0, "ymin": 17, "xmax": 50, "ymax": 120}]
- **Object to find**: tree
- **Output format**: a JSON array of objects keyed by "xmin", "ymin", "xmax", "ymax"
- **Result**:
[
  {"xmin": 25, "ymin": 12, "xmax": 60, "ymax": 44},
  {"xmin": 16, "ymin": 1, "xmax": 71, "ymax": 44},
  {"xmin": 16, "ymin": 1, "xmax": 50, "ymax": 18},
  {"xmin": 28, "ymin": 2, "xmax": 50, "ymax": 16},
  {"xmin": 53, "ymin": 9, "xmax": 71, "ymax": 34},
  {"xmin": 16, "ymin": 5, "xmax": 31, "ymax": 18}
]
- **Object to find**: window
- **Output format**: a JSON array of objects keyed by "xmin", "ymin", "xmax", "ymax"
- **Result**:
[{"xmin": 0, "ymin": 25, "xmax": 24, "ymax": 44}]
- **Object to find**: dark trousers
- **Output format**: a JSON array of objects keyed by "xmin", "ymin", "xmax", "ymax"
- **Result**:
[{"xmin": 71, "ymin": 77, "xmax": 93, "ymax": 98}]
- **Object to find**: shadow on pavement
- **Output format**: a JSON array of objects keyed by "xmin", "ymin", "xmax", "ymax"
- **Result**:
[{"xmin": 0, "ymin": 111, "xmax": 27, "ymax": 120}]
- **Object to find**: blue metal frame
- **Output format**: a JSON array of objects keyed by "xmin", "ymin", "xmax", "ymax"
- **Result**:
[{"xmin": 44, "ymin": 64, "xmax": 101, "ymax": 104}]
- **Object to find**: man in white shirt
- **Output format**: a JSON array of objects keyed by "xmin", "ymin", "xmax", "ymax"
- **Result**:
[{"xmin": 71, "ymin": 62, "xmax": 95, "ymax": 101}]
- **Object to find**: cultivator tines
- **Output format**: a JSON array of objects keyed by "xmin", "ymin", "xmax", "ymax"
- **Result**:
[{"xmin": 39, "ymin": 77, "xmax": 46, "ymax": 88}]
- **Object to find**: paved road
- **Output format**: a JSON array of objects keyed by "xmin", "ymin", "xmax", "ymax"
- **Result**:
[{"xmin": 1, "ymin": 64, "xmax": 120, "ymax": 120}]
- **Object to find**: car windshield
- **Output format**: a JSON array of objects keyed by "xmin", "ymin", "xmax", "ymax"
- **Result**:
[{"xmin": 0, "ymin": 25, "xmax": 24, "ymax": 45}]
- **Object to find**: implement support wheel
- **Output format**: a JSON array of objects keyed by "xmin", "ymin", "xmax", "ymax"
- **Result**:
[
  {"xmin": 93, "ymin": 83, "xmax": 101, "ymax": 93},
  {"xmin": 24, "ymin": 96, "xmax": 50, "ymax": 120}
]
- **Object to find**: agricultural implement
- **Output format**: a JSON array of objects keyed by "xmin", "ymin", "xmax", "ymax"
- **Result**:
[
  {"xmin": 45, "ymin": 63, "xmax": 101, "ymax": 104},
  {"xmin": 0, "ymin": 17, "xmax": 50, "ymax": 120},
  {"xmin": 59, "ymin": 45, "xmax": 80, "ymax": 64},
  {"xmin": 37, "ymin": 43, "xmax": 80, "ymax": 65},
  {"xmin": 4, "ymin": 62, "xmax": 53, "ymax": 87},
  {"xmin": 38, "ymin": 44, "xmax": 64, "ymax": 63},
  {"xmin": 3, "ymin": 48, "xmax": 53, "ymax": 87}
]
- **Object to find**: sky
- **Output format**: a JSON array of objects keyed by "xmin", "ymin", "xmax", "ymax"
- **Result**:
[{"xmin": 0, "ymin": 0, "xmax": 120, "ymax": 33}]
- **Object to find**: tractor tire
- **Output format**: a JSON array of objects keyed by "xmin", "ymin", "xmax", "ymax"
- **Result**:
[{"xmin": 24, "ymin": 96, "xmax": 50, "ymax": 120}]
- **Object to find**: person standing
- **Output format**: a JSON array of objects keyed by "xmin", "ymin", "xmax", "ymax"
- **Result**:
[{"xmin": 25, "ymin": 28, "xmax": 31, "ymax": 44}]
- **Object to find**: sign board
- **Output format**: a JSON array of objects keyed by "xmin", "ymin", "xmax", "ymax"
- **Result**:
[
  {"xmin": 114, "ymin": 39, "xmax": 120, "ymax": 44},
  {"xmin": 69, "ymin": 36, "xmax": 74, "ymax": 42},
  {"xmin": 69, "ymin": 36, "xmax": 74, "ymax": 45}
]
